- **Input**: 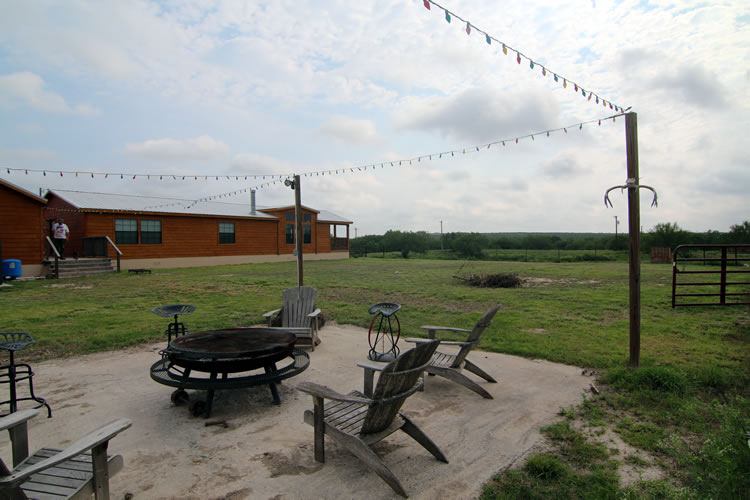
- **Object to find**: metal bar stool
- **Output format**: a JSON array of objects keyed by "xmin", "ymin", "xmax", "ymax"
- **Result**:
[
  {"xmin": 151, "ymin": 304, "xmax": 196, "ymax": 344},
  {"xmin": 0, "ymin": 332, "xmax": 52, "ymax": 417}
]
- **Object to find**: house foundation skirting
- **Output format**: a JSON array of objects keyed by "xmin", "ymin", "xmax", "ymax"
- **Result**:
[{"xmin": 119, "ymin": 252, "xmax": 349, "ymax": 270}]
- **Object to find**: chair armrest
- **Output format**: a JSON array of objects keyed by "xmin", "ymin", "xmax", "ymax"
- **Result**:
[
  {"xmin": 404, "ymin": 337, "xmax": 466, "ymax": 346},
  {"xmin": 0, "ymin": 418, "xmax": 132, "ymax": 485},
  {"xmin": 307, "ymin": 308, "xmax": 321, "ymax": 318},
  {"xmin": 420, "ymin": 326, "xmax": 471, "ymax": 333},
  {"xmin": 356, "ymin": 360, "xmax": 389, "ymax": 372},
  {"xmin": 297, "ymin": 382, "xmax": 371, "ymax": 404},
  {"xmin": 0, "ymin": 409, "xmax": 39, "ymax": 433},
  {"xmin": 404, "ymin": 337, "xmax": 435, "ymax": 344},
  {"xmin": 263, "ymin": 308, "xmax": 281, "ymax": 318}
]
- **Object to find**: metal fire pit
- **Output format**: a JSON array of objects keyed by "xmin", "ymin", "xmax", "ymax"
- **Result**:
[{"xmin": 150, "ymin": 327, "xmax": 309, "ymax": 418}]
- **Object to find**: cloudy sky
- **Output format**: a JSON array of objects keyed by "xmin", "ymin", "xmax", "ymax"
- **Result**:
[{"xmin": 0, "ymin": 0, "xmax": 747, "ymax": 235}]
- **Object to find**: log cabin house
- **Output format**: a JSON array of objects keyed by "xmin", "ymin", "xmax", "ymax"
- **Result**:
[
  {"xmin": 0, "ymin": 178, "xmax": 351, "ymax": 276},
  {"xmin": 0, "ymin": 178, "xmax": 47, "ymax": 276}
]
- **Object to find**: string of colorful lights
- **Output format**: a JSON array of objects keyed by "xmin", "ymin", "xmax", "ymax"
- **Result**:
[
  {"xmin": 142, "ymin": 112, "xmax": 624, "ymax": 212},
  {"xmin": 422, "ymin": 0, "xmax": 626, "ymax": 113}
]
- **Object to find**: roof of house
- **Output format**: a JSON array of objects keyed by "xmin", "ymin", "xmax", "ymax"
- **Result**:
[
  {"xmin": 316, "ymin": 210, "xmax": 353, "ymax": 224},
  {"xmin": 46, "ymin": 189, "xmax": 351, "ymax": 224},
  {"xmin": 0, "ymin": 178, "xmax": 47, "ymax": 204}
]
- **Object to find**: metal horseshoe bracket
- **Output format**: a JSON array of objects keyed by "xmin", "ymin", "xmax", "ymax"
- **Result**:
[{"xmin": 604, "ymin": 178, "xmax": 658, "ymax": 208}]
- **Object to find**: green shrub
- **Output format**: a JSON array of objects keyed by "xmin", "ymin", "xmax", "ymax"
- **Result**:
[
  {"xmin": 690, "ymin": 365, "xmax": 735, "ymax": 393},
  {"xmin": 524, "ymin": 454, "xmax": 571, "ymax": 480},
  {"xmin": 561, "ymin": 254, "xmax": 614, "ymax": 262},
  {"xmin": 605, "ymin": 366, "xmax": 688, "ymax": 394},
  {"xmin": 687, "ymin": 396, "xmax": 750, "ymax": 497}
]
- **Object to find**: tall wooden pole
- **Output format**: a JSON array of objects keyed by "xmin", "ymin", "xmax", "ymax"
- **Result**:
[
  {"xmin": 294, "ymin": 174, "xmax": 303, "ymax": 287},
  {"xmin": 625, "ymin": 112, "xmax": 641, "ymax": 367}
]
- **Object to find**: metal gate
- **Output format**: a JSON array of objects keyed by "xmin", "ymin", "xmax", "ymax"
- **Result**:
[{"xmin": 672, "ymin": 244, "xmax": 750, "ymax": 307}]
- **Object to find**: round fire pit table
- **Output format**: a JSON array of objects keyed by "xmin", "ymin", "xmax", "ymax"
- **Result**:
[{"xmin": 150, "ymin": 327, "xmax": 310, "ymax": 418}]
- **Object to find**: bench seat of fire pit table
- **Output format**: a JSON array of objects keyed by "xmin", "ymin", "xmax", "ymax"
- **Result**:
[{"xmin": 149, "ymin": 328, "xmax": 310, "ymax": 418}]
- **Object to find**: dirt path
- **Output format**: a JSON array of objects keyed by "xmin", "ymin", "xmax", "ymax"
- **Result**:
[{"xmin": 1, "ymin": 324, "xmax": 590, "ymax": 499}]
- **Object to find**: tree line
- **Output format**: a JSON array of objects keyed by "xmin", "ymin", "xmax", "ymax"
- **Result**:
[{"xmin": 350, "ymin": 221, "xmax": 750, "ymax": 259}]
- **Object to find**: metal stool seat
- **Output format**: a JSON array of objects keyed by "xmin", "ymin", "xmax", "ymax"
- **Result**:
[
  {"xmin": 367, "ymin": 302, "xmax": 402, "ymax": 362},
  {"xmin": 152, "ymin": 304, "xmax": 196, "ymax": 344},
  {"xmin": 0, "ymin": 332, "xmax": 52, "ymax": 417}
]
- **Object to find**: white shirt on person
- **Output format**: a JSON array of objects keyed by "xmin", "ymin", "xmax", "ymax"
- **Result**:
[{"xmin": 53, "ymin": 223, "xmax": 69, "ymax": 239}]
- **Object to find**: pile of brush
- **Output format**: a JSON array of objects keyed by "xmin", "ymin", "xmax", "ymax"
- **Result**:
[{"xmin": 454, "ymin": 272, "xmax": 522, "ymax": 288}]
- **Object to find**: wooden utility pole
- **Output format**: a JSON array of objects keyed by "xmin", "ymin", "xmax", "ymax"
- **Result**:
[
  {"xmin": 293, "ymin": 174, "xmax": 303, "ymax": 287},
  {"xmin": 625, "ymin": 112, "xmax": 641, "ymax": 367}
]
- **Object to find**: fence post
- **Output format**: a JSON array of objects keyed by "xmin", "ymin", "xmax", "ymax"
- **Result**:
[{"xmin": 719, "ymin": 247, "xmax": 727, "ymax": 305}]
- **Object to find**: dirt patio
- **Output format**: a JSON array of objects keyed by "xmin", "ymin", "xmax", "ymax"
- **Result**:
[{"xmin": 1, "ymin": 324, "xmax": 591, "ymax": 499}]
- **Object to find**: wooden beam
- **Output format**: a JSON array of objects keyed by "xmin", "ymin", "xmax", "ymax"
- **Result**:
[{"xmin": 625, "ymin": 112, "xmax": 641, "ymax": 367}]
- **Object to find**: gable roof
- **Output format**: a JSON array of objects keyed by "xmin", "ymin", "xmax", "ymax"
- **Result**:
[
  {"xmin": 47, "ymin": 190, "xmax": 277, "ymax": 219},
  {"xmin": 317, "ymin": 210, "xmax": 353, "ymax": 224},
  {"xmin": 44, "ymin": 189, "xmax": 351, "ymax": 224},
  {"xmin": 0, "ymin": 178, "xmax": 47, "ymax": 204}
]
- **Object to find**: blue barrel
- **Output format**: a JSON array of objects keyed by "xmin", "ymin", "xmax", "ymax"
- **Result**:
[{"xmin": 2, "ymin": 259, "xmax": 22, "ymax": 279}]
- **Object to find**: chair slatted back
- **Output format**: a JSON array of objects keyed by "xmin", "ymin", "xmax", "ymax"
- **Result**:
[
  {"xmin": 454, "ymin": 305, "xmax": 501, "ymax": 366},
  {"xmin": 282, "ymin": 287, "xmax": 317, "ymax": 328},
  {"xmin": 361, "ymin": 340, "xmax": 439, "ymax": 435}
]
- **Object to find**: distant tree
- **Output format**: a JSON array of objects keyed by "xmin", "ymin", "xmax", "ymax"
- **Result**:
[
  {"xmin": 644, "ymin": 222, "xmax": 690, "ymax": 251},
  {"xmin": 492, "ymin": 237, "xmax": 519, "ymax": 249},
  {"xmin": 350, "ymin": 234, "xmax": 383, "ymax": 257},
  {"xmin": 607, "ymin": 235, "xmax": 628, "ymax": 251},
  {"xmin": 520, "ymin": 234, "xmax": 558, "ymax": 250},
  {"xmin": 381, "ymin": 230, "xmax": 430, "ymax": 258},
  {"xmin": 449, "ymin": 233, "xmax": 488, "ymax": 258},
  {"xmin": 727, "ymin": 221, "xmax": 750, "ymax": 243}
]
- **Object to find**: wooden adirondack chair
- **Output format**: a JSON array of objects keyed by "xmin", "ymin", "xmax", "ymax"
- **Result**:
[
  {"xmin": 297, "ymin": 340, "xmax": 447, "ymax": 498},
  {"xmin": 405, "ymin": 305, "xmax": 501, "ymax": 399},
  {"xmin": 0, "ymin": 408, "xmax": 131, "ymax": 499},
  {"xmin": 263, "ymin": 287, "xmax": 321, "ymax": 351}
]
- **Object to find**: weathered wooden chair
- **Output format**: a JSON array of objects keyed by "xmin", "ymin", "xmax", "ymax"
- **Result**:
[
  {"xmin": 405, "ymin": 305, "xmax": 501, "ymax": 399},
  {"xmin": 263, "ymin": 286, "xmax": 322, "ymax": 351},
  {"xmin": 297, "ymin": 340, "xmax": 447, "ymax": 498},
  {"xmin": 0, "ymin": 408, "xmax": 131, "ymax": 499}
]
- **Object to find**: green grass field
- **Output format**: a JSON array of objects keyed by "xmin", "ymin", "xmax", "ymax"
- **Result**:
[{"xmin": 1, "ymin": 257, "xmax": 748, "ymax": 496}]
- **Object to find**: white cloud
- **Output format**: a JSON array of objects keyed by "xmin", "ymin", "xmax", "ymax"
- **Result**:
[
  {"xmin": 0, "ymin": 72, "xmax": 98, "ymax": 115},
  {"xmin": 320, "ymin": 116, "xmax": 378, "ymax": 144},
  {"xmin": 124, "ymin": 135, "xmax": 229, "ymax": 161},
  {"xmin": 1, "ymin": 0, "xmax": 748, "ymax": 233},
  {"xmin": 394, "ymin": 89, "xmax": 559, "ymax": 143},
  {"xmin": 0, "ymin": 148, "xmax": 57, "ymax": 165},
  {"xmin": 230, "ymin": 153, "xmax": 297, "ymax": 176}
]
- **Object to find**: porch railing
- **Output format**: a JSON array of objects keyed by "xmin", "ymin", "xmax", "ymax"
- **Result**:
[
  {"xmin": 331, "ymin": 237, "xmax": 349, "ymax": 251},
  {"xmin": 105, "ymin": 236, "xmax": 122, "ymax": 272},
  {"xmin": 45, "ymin": 236, "xmax": 60, "ymax": 279}
]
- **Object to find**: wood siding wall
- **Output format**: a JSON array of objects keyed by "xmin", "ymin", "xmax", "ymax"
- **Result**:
[
  {"xmin": 263, "ymin": 208, "xmax": 320, "ymax": 255},
  {"xmin": 14, "ymin": 194, "xmax": 350, "ymax": 263},
  {"xmin": 84, "ymin": 213, "xmax": 279, "ymax": 259},
  {"xmin": 45, "ymin": 195, "xmax": 86, "ymax": 257},
  {"xmin": 0, "ymin": 185, "xmax": 44, "ymax": 264},
  {"xmin": 316, "ymin": 223, "xmax": 331, "ymax": 253}
]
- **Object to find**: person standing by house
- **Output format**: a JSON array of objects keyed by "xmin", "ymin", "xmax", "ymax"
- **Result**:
[{"xmin": 52, "ymin": 218, "xmax": 69, "ymax": 259}]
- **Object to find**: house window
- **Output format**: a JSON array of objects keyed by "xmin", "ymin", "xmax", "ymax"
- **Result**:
[
  {"xmin": 219, "ymin": 222, "xmax": 235, "ymax": 244},
  {"xmin": 115, "ymin": 219, "xmax": 138, "ymax": 244},
  {"xmin": 285, "ymin": 212, "xmax": 295, "ymax": 244},
  {"xmin": 140, "ymin": 220, "xmax": 162, "ymax": 244},
  {"xmin": 285, "ymin": 223, "xmax": 295, "ymax": 244},
  {"xmin": 303, "ymin": 213, "xmax": 312, "ymax": 244}
]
